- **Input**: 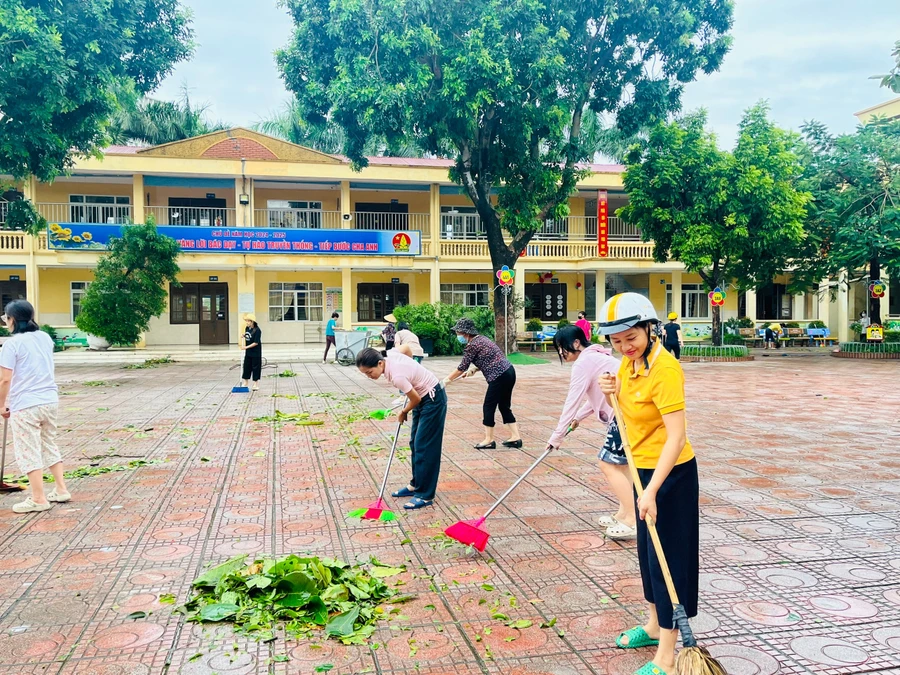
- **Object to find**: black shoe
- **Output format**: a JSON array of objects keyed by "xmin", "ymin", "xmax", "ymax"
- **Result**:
[
  {"xmin": 502, "ymin": 439, "xmax": 523, "ymax": 448},
  {"xmin": 474, "ymin": 441, "xmax": 496, "ymax": 450}
]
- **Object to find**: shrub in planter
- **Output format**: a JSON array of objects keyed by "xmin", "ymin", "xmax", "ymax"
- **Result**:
[
  {"xmin": 75, "ymin": 220, "xmax": 180, "ymax": 346},
  {"xmin": 40, "ymin": 324, "xmax": 58, "ymax": 341},
  {"xmin": 723, "ymin": 333, "xmax": 744, "ymax": 345},
  {"xmin": 784, "ymin": 322, "xmax": 800, "ymax": 328},
  {"xmin": 556, "ymin": 318, "xmax": 571, "ymax": 329},
  {"xmin": 884, "ymin": 330, "xmax": 900, "ymax": 343},
  {"xmin": 807, "ymin": 320, "xmax": 826, "ymax": 329},
  {"xmin": 0, "ymin": 326, "xmax": 9, "ymax": 337},
  {"xmin": 526, "ymin": 318, "xmax": 543, "ymax": 332}
]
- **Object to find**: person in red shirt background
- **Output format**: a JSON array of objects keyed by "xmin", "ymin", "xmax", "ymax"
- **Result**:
[{"xmin": 575, "ymin": 311, "xmax": 594, "ymax": 344}]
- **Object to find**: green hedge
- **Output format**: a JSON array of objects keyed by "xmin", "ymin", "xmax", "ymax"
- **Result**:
[
  {"xmin": 392, "ymin": 303, "xmax": 494, "ymax": 356},
  {"xmin": 682, "ymin": 345, "xmax": 749, "ymax": 358},
  {"xmin": 839, "ymin": 342, "xmax": 900, "ymax": 354}
]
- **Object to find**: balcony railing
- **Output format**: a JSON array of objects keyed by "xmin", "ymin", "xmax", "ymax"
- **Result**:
[
  {"xmin": 253, "ymin": 209, "xmax": 342, "ymax": 229},
  {"xmin": 146, "ymin": 206, "xmax": 237, "ymax": 227},
  {"xmin": 36, "ymin": 202, "xmax": 133, "ymax": 225},
  {"xmin": 0, "ymin": 231, "xmax": 48, "ymax": 252},
  {"xmin": 0, "ymin": 201, "xmax": 8, "ymax": 226},
  {"xmin": 353, "ymin": 212, "xmax": 430, "ymax": 234},
  {"xmin": 437, "ymin": 215, "xmax": 641, "ymax": 241},
  {"xmin": 439, "ymin": 238, "xmax": 654, "ymax": 260}
]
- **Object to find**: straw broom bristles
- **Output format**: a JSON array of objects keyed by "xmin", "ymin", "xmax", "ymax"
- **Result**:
[{"xmin": 676, "ymin": 646, "xmax": 729, "ymax": 675}]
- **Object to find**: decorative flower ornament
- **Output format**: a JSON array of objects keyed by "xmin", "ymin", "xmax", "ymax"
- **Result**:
[
  {"xmin": 708, "ymin": 286, "xmax": 727, "ymax": 307},
  {"xmin": 496, "ymin": 266, "xmax": 515, "ymax": 286}
]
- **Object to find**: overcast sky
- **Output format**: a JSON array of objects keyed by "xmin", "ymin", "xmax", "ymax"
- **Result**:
[{"xmin": 155, "ymin": 0, "xmax": 899, "ymax": 147}]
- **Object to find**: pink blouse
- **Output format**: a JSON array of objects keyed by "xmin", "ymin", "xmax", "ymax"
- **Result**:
[{"xmin": 548, "ymin": 345, "xmax": 619, "ymax": 448}]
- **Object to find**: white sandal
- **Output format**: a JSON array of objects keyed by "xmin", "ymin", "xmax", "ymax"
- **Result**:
[
  {"xmin": 48, "ymin": 488, "xmax": 71, "ymax": 503},
  {"xmin": 13, "ymin": 497, "xmax": 52, "ymax": 514},
  {"xmin": 598, "ymin": 514, "xmax": 619, "ymax": 527},
  {"xmin": 605, "ymin": 522, "xmax": 638, "ymax": 539}
]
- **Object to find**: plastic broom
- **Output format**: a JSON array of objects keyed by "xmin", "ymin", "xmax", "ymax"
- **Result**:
[
  {"xmin": 444, "ymin": 427, "xmax": 572, "ymax": 551},
  {"xmin": 609, "ymin": 393, "xmax": 727, "ymax": 675},
  {"xmin": 347, "ymin": 399, "xmax": 407, "ymax": 523}
]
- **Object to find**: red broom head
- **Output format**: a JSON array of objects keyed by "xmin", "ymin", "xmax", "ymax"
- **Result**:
[{"xmin": 444, "ymin": 520, "xmax": 490, "ymax": 551}]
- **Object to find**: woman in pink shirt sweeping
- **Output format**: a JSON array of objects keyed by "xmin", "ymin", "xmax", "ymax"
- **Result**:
[
  {"xmin": 548, "ymin": 325, "xmax": 636, "ymax": 538},
  {"xmin": 356, "ymin": 347, "xmax": 447, "ymax": 510}
]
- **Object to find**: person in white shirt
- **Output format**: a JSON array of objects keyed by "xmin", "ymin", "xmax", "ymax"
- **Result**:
[
  {"xmin": 0, "ymin": 300, "xmax": 70, "ymax": 513},
  {"xmin": 394, "ymin": 322, "xmax": 425, "ymax": 362}
]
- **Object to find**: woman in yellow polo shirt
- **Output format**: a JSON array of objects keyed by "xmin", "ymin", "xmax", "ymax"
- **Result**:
[{"xmin": 597, "ymin": 293, "xmax": 697, "ymax": 675}]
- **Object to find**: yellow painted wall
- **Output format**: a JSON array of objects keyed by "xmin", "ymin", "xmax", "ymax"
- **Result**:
[
  {"xmin": 144, "ymin": 186, "xmax": 236, "ymax": 209},
  {"xmin": 351, "ymin": 190, "xmax": 430, "ymax": 213},
  {"xmin": 36, "ymin": 182, "xmax": 132, "ymax": 203},
  {"xmin": 254, "ymin": 270, "xmax": 342, "ymax": 344},
  {"xmin": 37, "ymin": 267, "xmax": 96, "ymax": 326},
  {"xmin": 145, "ymin": 270, "xmax": 238, "ymax": 346},
  {"xmin": 254, "ymin": 189, "xmax": 340, "ymax": 211}
]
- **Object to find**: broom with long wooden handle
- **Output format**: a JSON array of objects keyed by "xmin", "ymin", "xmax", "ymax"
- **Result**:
[{"xmin": 609, "ymin": 392, "xmax": 727, "ymax": 675}]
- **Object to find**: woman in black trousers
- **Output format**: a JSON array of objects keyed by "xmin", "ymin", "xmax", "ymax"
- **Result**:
[
  {"xmin": 356, "ymin": 347, "xmax": 447, "ymax": 510},
  {"xmin": 240, "ymin": 313, "xmax": 262, "ymax": 391},
  {"xmin": 443, "ymin": 317, "xmax": 521, "ymax": 449}
]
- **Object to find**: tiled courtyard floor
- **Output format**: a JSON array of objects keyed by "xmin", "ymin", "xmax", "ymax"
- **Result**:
[{"xmin": 0, "ymin": 354, "xmax": 899, "ymax": 675}]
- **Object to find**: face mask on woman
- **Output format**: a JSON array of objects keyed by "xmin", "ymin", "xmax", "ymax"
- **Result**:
[{"xmin": 457, "ymin": 335, "xmax": 468, "ymax": 345}]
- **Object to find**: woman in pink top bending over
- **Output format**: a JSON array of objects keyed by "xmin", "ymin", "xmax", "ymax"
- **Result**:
[
  {"xmin": 548, "ymin": 325, "xmax": 636, "ymax": 539},
  {"xmin": 356, "ymin": 347, "xmax": 447, "ymax": 510}
]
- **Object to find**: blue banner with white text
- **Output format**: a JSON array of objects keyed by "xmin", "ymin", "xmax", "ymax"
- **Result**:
[{"xmin": 47, "ymin": 223, "xmax": 421, "ymax": 256}]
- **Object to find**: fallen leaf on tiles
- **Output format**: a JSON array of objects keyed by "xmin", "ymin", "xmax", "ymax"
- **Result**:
[{"xmin": 126, "ymin": 611, "xmax": 147, "ymax": 620}]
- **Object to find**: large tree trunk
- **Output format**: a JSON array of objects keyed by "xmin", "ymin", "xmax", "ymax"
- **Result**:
[
  {"xmin": 711, "ymin": 304, "xmax": 723, "ymax": 347},
  {"xmin": 869, "ymin": 257, "xmax": 882, "ymax": 325},
  {"xmin": 493, "ymin": 285, "xmax": 517, "ymax": 354}
]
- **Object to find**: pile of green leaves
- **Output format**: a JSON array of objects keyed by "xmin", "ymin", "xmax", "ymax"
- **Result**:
[
  {"xmin": 3, "ymin": 459, "xmax": 158, "ymax": 485},
  {"xmin": 275, "ymin": 369, "xmax": 298, "ymax": 378},
  {"xmin": 179, "ymin": 554, "xmax": 407, "ymax": 644},
  {"xmin": 124, "ymin": 356, "xmax": 176, "ymax": 369},
  {"xmin": 253, "ymin": 410, "xmax": 324, "ymax": 429}
]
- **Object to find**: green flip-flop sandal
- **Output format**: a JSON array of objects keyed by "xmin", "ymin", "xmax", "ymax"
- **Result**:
[
  {"xmin": 633, "ymin": 662, "xmax": 668, "ymax": 675},
  {"xmin": 615, "ymin": 626, "xmax": 660, "ymax": 649}
]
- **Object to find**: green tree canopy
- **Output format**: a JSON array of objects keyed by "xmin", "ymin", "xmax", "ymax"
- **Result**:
[
  {"xmin": 254, "ymin": 100, "xmax": 433, "ymax": 157},
  {"xmin": 793, "ymin": 118, "xmax": 900, "ymax": 325},
  {"xmin": 110, "ymin": 85, "xmax": 228, "ymax": 147},
  {"xmin": 276, "ymin": 0, "xmax": 733, "ymax": 346},
  {"xmin": 621, "ymin": 103, "xmax": 810, "ymax": 343},
  {"xmin": 0, "ymin": 0, "xmax": 193, "ymax": 182},
  {"xmin": 871, "ymin": 40, "xmax": 900, "ymax": 94},
  {"xmin": 75, "ymin": 220, "xmax": 181, "ymax": 345}
]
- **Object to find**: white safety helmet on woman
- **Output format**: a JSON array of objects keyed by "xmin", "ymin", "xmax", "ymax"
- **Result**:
[{"xmin": 597, "ymin": 293, "xmax": 659, "ymax": 336}]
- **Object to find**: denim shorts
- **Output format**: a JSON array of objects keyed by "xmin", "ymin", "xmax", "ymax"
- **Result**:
[{"xmin": 598, "ymin": 417, "xmax": 627, "ymax": 466}]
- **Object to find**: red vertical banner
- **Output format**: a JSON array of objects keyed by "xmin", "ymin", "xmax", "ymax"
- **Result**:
[{"xmin": 597, "ymin": 190, "xmax": 609, "ymax": 257}]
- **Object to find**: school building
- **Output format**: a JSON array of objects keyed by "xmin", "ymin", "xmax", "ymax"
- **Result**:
[{"xmin": 0, "ymin": 128, "xmax": 896, "ymax": 347}]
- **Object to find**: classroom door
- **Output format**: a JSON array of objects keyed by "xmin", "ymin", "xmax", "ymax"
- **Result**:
[{"xmin": 199, "ymin": 283, "xmax": 229, "ymax": 345}]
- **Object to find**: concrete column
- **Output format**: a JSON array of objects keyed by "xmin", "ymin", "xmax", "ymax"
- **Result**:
[
  {"xmin": 341, "ymin": 266, "xmax": 353, "ymax": 327},
  {"xmin": 237, "ymin": 265, "xmax": 256, "ymax": 345},
  {"xmin": 792, "ymin": 293, "xmax": 805, "ymax": 321},
  {"xmin": 132, "ymin": 174, "xmax": 145, "ymax": 224},
  {"xmin": 340, "ymin": 181, "xmax": 352, "ymax": 229},
  {"xmin": 22, "ymin": 175, "xmax": 37, "ymax": 202},
  {"xmin": 595, "ymin": 270, "xmax": 607, "ymax": 320},
  {"xmin": 817, "ymin": 281, "xmax": 830, "ymax": 325},
  {"xmin": 670, "ymin": 270, "xmax": 683, "ymax": 319},
  {"xmin": 745, "ymin": 289, "xmax": 758, "ymax": 324},
  {"xmin": 514, "ymin": 264, "xmax": 526, "ymax": 330},
  {"xmin": 234, "ymin": 179, "xmax": 244, "ymax": 228},
  {"xmin": 429, "ymin": 184, "xmax": 441, "ymax": 243},
  {"xmin": 838, "ymin": 271, "xmax": 849, "ymax": 342},
  {"xmin": 430, "ymin": 262, "xmax": 441, "ymax": 304},
  {"xmin": 25, "ymin": 257, "xmax": 39, "ymax": 320}
]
